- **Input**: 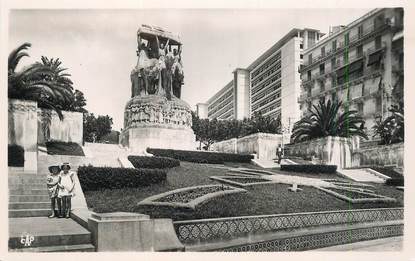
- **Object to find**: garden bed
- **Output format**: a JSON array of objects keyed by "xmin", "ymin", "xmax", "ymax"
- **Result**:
[
  {"xmin": 316, "ymin": 186, "xmax": 396, "ymax": 204},
  {"xmin": 138, "ymin": 185, "xmax": 246, "ymax": 209},
  {"xmin": 128, "ymin": 155, "xmax": 180, "ymax": 169},
  {"xmin": 280, "ymin": 164, "xmax": 337, "ymax": 174},
  {"xmin": 46, "ymin": 141, "xmax": 84, "ymax": 156},
  {"xmin": 210, "ymin": 176, "xmax": 273, "ymax": 187}
]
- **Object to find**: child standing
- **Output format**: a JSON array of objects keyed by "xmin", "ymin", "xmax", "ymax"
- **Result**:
[
  {"xmin": 58, "ymin": 163, "xmax": 75, "ymax": 218},
  {"xmin": 46, "ymin": 165, "xmax": 61, "ymax": 218}
]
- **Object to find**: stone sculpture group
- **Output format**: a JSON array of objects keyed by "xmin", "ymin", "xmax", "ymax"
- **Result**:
[{"xmin": 131, "ymin": 24, "xmax": 184, "ymax": 100}]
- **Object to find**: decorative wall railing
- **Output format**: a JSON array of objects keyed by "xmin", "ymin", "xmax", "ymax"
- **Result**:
[{"xmin": 173, "ymin": 208, "xmax": 403, "ymax": 244}]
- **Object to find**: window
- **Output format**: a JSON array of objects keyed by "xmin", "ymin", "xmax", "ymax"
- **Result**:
[
  {"xmin": 358, "ymin": 103, "xmax": 364, "ymax": 114},
  {"xmin": 374, "ymin": 14, "xmax": 385, "ymax": 29},
  {"xmin": 331, "ymin": 76, "xmax": 337, "ymax": 87},
  {"xmin": 332, "ymin": 40, "xmax": 337, "ymax": 51},
  {"xmin": 344, "ymin": 33, "xmax": 349, "ymax": 46},
  {"xmin": 357, "ymin": 45, "xmax": 363, "ymax": 57},
  {"xmin": 331, "ymin": 92, "xmax": 337, "ymax": 102},
  {"xmin": 321, "ymin": 46, "xmax": 325, "ymax": 56},
  {"xmin": 376, "ymin": 96, "xmax": 382, "ymax": 111},
  {"xmin": 308, "ymin": 54, "xmax": 313, "ymax": 65},
  {"xmin": 319, "ymin": 63, "xmax": 325, "ymax": 75},
  {"xmin": 320, "ymin": 80, "xmax": 325, "ymax": 92},
  {"xmin": 343, "ymin": 51, "xmax": 348, "ymax": 63},
  {"xmin": 358, "ymin": 25, "xmax": 363, "ymax": 38},
  {"xmin": 375, "ymin": 36, "xmax": 382, "ymax": 49},
  {"xmin": 331, "ymin": 58, "xmax": 336, "ymax": 69},
  {"xmin": 307, "ymin": 70, "xmax": 312, "ymax": 80},
  {"xmin": 300, "ymin": 44, "xmax": 303, "ymax": 49},
  {"xmin": 300, "ymin": 54, "xmax": 303, "ymax": 59}
]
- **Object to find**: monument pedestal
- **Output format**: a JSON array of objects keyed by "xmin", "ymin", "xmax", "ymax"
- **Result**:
[
  {"xmin": 120, "ymin": 95, "xmax": 196, "ymax": 153},
  {"xmin": 121, "ymin": 125, "xmax": 195, "ymax": 152}
]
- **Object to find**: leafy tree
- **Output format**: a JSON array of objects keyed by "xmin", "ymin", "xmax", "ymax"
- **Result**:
[
  {"xmin": 83, "ymin": 113, "xmax": 113, "ymax": 142},
  {"xmin": 291, "ymin": 99, "xmax": 368, "ymax": 143},
  {"xmin": 191, "ymin": 111, "xmax": 281, "ymax": 149},
  {"xmin": 372, "ymin": 102, "xmax": 404, "ymax": 145}
]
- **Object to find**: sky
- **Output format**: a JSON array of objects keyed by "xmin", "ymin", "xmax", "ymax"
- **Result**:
[{"xmin": 8, "ymin": 8, "xmax": 371, "ymax": 130}]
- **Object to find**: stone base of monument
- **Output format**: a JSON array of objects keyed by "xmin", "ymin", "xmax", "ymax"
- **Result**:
[
  {"xmin": 121, "ymin": 125, "xmax": 196, "ymax": 153},
  {"xmin": 120, "ymin": 95, "xmax": 196, "ymax": 153}
]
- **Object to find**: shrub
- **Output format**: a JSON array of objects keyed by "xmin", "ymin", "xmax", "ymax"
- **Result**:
[
  {"xmin": 147, "ymin": 148, "xmax": 254, "ymax": 164},
  {"xmin": 46, "ymin": 141, "xmax": 84, "ymax": 156},
  {"xmin": 128, "ymin": 155, "xmax": 180, "ymax": 169},
  {"xmin": 280, "ymin": 164, "xmax": 337, "ymax": 174},
  {"xmin": 8, "ymin": 144, "xmax": 24, "ymax": 167},
  {"xmin": 385, "ymin": 178, "xmax": 404, "ymax": 186},
  {"xmin": 77, "ymin": 166, "xmax": 167, "ymax": 191}
]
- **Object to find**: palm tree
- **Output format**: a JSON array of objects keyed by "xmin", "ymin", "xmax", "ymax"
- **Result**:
[
  {"xmin": 291, "ymin": 99, "xmax": 368, "ymax": 143},
  {"xmin": 8, "ymin": 43, "xmax": 73, "ymax": 120},
  {"xmin": 372, "ymin": 102, "xmax": 404, "ymax": 144}
]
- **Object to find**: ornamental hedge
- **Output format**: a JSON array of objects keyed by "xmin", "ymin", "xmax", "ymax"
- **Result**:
[
  {"xmin": 128, "ymin": 155, "xmax": 180, "ymax": 169},
  {"xmin": 147, "ymin": 148, "xmax": 254, "ymax": 164},
  {"xmin": 280, "ymin": 164, "xmax": 337, "ymax": 174},
  {"xmin": 77, "ymin": 166, "xmax": 167, "ymax": 191},
  {"xmin": 46, "ymin": 141, "xmax": 85, "ymax": 156},
  {"xmin": 385, "ymin": 178, "xmax": 404, "ymax": 187},
  {"xmin": 8, "ymin": 144, "xmax": 24, "ymax": 167}
]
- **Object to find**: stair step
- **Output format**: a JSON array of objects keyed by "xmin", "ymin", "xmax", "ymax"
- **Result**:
[
  {"xmin": 9, "ymin": 202, "xmax": 51, "ymax": 210},
  {"xmin": 9, "ymin": 189, "xmax": 48, "ymax": 196},
  {"xmin": 9, "ymin": 184, "xmax": 47, "ymax": 190},
  {"xmin": 9, "ymin": 209, "xmax": 51, "ymax": 218},
  {"xmin": 9, "ymin": 219, "xmax": 91, "ymax": 249},
  {"xmin": 10, "ymin": 195, "xmax": 50, "ymax": 203},
  {"xmin": 10, "ymin": 243, "xmax": 95, "ymax": 252}
]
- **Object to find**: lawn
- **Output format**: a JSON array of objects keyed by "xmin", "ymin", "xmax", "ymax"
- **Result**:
[{"xmin": 83, "ymin": 162, "xmax": 403, "ymax": 221}]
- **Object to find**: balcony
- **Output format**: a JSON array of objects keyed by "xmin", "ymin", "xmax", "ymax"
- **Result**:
[
  {"xmin": 300, "ymin": 22, "xmax": 390, "ymax": 72},
  {"xmin": 366, "ymin": 41, "xmax": 387, "ymax": 56},
  {"xmin": 335, "ymin": 52, "xmax": 365, "ymax": 70}
]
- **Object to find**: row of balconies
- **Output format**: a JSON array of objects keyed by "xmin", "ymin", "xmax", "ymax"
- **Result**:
[
  {"xmin": 300, "ymin": 22, "xmax": 390, "ymax": 72},
  {"xmin": 300, "ymin": 42, "xmax": 386, "ymax": 88},
  {"xmin": 298, "ymin": 68, "xmax": 383, "ymax": 103}
]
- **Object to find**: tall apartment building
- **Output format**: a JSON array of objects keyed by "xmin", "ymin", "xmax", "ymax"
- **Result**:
[
  {"xmin": 298, "ymin": 8, "xmax": 404, "ymax": 137},
  {"xmin": 199, "ymin": 28, "xmax": 324, "ymax": 131}
]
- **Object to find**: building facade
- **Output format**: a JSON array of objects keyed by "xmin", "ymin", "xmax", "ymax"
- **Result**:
[
  {"xmin": 201, "ymin": 28, "xmax": 324, "ymax": 131},
  {"xmin": 298, "ymin": 8, "xmax": 404, "ymax": 137}
]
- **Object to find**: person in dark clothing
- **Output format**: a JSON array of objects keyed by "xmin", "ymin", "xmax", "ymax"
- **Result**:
[{"xmin": 276, "ymin": 144, "xmax": 283, "ymax": 164}]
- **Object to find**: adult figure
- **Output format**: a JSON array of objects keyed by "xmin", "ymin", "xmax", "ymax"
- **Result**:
[
  {"xmin": 276, "ymin": 144, "xmax": 283, "ymax": 164},
  {"xmin": 172, "ymin": 46, "xmax": 184, "ymax": 98},
  {"xmin": 156, "ymin": 35, "xmax": 171, "ymax": 99}
]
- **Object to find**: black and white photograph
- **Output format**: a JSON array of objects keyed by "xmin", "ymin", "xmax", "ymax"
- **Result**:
[{"xmin": 1, "ymin": 0, "xmax": 412, "ymax": 258}]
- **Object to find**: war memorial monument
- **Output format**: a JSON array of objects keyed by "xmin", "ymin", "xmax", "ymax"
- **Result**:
[{"xmin": 120, "ymin": 25, "xmax": 196, "ymax": 152}]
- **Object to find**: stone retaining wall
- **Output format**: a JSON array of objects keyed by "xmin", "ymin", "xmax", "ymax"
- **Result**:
[
  {"xmin": 353, "ymin": 142, "xmax": 404, "ymax": 168},
  {"xmin": 284, "ymin": 136, "xmax": 360, "ymax": 169},
  {"xmin": 211, "ymin": 133, "xmax": 285, "ymax": 160}
]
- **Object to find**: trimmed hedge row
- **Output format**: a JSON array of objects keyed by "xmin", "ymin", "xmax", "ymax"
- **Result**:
[
  {"xmin": 280, "ymin": 164, "xmax": 337, "ymax": 174},
  {"xmin": 147, "ymin": 148, "xmax": 254, "ymax": 164},
  {"xmin": 77, "ymin": 166, "xmax": 167, "ymax": 191},
  {"xmin": 385, "ymin": 178, "xmax": 404, "ymax": 186},
  {"xmin": 128, "ymin": 155, "xmax": 180, "ymax": 169},
  {"xmin": 46, "ymin": 141, "xmax": 85, "ymax": 156},
  {"xmin": 8, "ymin": 144, "xmax": 24, "ymax": 167}
]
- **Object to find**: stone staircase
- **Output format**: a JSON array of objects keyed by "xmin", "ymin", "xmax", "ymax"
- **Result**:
[
  {"xmin": 8, "ymin": 173, "xmax": 95, "ymax": 252},
  {"xmin": 337, "ymin": 168, "xmax": 387, "ymax": 183},
  {"xmin": 9, "ymin": 174, "xmax": 50, "ymax": 218}
]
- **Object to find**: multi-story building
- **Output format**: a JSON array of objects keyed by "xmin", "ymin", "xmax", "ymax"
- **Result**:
[
  {"xmin": 200, "ymin": 28, "xmax": 324, "ymax": 131},
  {"xmin": 298, "ymin": 8, "xmax": 404, "ymax": 137}
]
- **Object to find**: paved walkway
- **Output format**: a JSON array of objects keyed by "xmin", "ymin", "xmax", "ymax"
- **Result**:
[{"xmin": 313, "ymin": 236, "xmax": 403, "ymax": 251}]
